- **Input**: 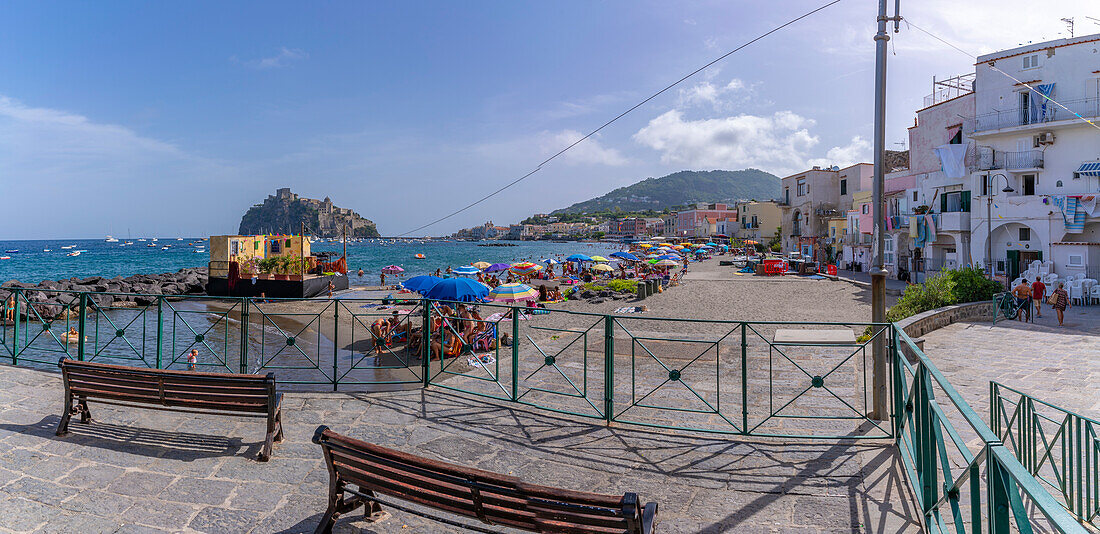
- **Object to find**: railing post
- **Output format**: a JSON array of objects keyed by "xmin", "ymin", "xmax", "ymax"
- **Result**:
[
  {"xmin": 155, "ymin": 296, "xmax": 164, "ymax": 369},
  {"xmin": 916, "ymin": 366, "xmax": 938, "ymax": 513},
  {"xmin": 11, "ymin": 289, "xmax": 20, "ymax": 364},
  {"xmin": 988, "ymin": 451, "xmax": 1011, "ymax": 534},
  {"xmin": 239, "ymin": 297, "xmax": 249, "ymax": 374},
  {"xmin": 740, "ymin": 322, "xmax": 748, "ymax": 434},
  {"xmin": 510, "ymin": 305, "xmax": 519, "ymax": 402},
  {"xmin": 421, "ymin": 300, "xmax": 431, "ymax": 387},
  {"xmin": 990, "ymin": 381, "xmax": 1000, "ymax": 437},
  {"xmin": 891, "ymin": 325, "xmax": 901, "ymax": 438},
  {"xmin": 603, "ymin": 314, "xmax": 614, "ymax": 424},
  {"xmin": 77, "ymin": 293, "xmax": 87, "ymax": 361},
  {"xmin": 332, "ymin": 300, "xmax": 339, "ymax": 392}
]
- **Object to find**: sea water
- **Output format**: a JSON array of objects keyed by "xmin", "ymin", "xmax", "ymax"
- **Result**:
[{"xmin": 0, "ymin": 239, "xmax": 625, "ymax": 284}]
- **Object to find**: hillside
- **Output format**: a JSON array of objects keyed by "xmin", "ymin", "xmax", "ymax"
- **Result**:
[
  {"xmin": 551, "ymin": 169, "xmax": 779, "ymax": 215},
  {"xmin": 238, "ymin": 188, "xmax": 379, "ymax": 238}
]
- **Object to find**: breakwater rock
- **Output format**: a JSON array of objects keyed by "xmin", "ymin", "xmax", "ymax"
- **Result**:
[{"xmin": 1, "ymin": 267, "xmax": 207, "ymax": 320}]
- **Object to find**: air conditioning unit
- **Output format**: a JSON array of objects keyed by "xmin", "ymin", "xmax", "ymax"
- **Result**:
[{"xmin": 1037, "ymin": 132, "xmax": 1055, "ymax": 145}]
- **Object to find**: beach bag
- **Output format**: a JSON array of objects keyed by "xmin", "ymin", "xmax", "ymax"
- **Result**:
[{"xmin": 1046, "ymin": 293, "xmax": 1058, "ymax": 305}]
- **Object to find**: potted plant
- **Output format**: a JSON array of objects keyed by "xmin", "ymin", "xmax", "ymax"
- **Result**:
[
  {"xmin": 274, "ymin": 256, "xmax": 292, "ymax": 280},
  {"xmin": 257, "ymin": 257, "xmax": 277, "ymax": 280}
]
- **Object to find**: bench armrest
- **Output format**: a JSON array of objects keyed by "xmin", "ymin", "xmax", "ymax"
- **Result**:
[
  {"xmin": 312, "ymin": 424, "xmax": 330, "ymax": 445},
  {"xmin": 641, "ymin": 502, "xmax": 658, "ymax": 534}
]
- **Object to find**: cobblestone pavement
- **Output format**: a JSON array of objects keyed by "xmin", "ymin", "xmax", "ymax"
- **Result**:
[
  {"xmin": 921, "ymin": 304, "xmax": 1100, "ymax": 425},
  {"xmin": 0, "ymin": 363, "xmax": 922, "ymax": 533}
]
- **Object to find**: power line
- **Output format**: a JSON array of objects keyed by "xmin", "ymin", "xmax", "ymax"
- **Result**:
[
  {"xmin": 395, "ymin": 0, "xmax": 845, "ymax": 237},
  {"xmin": 906, "ymin": 20, "xmax": 1100, "ymax": 132}
]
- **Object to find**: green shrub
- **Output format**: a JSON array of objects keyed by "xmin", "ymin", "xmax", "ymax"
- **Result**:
[
  {"xmin": 886, "ymin": 270, "xmax": 957, "ymax": 322},
  {"xmin": 948, "ymin": 265, "xmax": 1002, "ymax": 303},
  {"xmin": 605, "ymin": 279, "xmax": 638, "ymax": 293}
]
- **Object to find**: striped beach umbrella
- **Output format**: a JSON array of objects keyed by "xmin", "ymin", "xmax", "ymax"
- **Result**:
[
  {"xmin": 510, "ymin": 262, "xmax": 542, "ymax": 276},
  {"xmin": 487, "ymin": 283, "xmax": 539, "ymax": 303},
  {"xmin": 654, "ymin": 259, "xmax": 679, "ymax": 267},
  {"xmin": 472, "ymin": 261, "xmax": 491, "ymax": 270},
  {"xmin": 452, "ymin": 265, "xmax": 480, "ymax": 277}
]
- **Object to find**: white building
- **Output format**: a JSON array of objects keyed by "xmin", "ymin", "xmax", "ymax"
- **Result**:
[{"xmin": 964, "ymin": 33, "xmax": 1100, "ymax": 281}]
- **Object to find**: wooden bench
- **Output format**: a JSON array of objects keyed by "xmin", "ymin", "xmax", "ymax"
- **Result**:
[
  {"xmin": 311, "ymin": 425, "xmax": 657, "ymax": 534},
  {"xmin": 56, "ymin": 358, "xmax": 284, "ymax": 461}
]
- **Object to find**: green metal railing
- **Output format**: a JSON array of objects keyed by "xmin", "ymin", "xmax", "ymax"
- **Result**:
[
  {"xmin": 893, "ymin": 329, "xmax": 1087, "ymax": 533},
  {"xmin": 0, "ymin": 286, "xmax": 1091, "ymax": 532},
  {"xmin": 991, "ymin": 382, "xmax": 1100, "ymax": 529}
]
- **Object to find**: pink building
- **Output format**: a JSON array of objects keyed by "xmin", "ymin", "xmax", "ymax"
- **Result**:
[{"xmin": 675, "ymin": 203, "xmax": 737, "ymax": 236}]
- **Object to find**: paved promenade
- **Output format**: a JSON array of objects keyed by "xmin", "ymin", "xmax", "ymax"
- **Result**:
[{"xmin": 0, "ymin": 363, "xmax": 921, "ymax": 533}]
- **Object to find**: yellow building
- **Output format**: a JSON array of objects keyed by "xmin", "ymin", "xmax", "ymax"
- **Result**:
[
  {"xmin": 208, "ymin": 235, "xmax": 311, "ymax": 278},
  {"xmin": 733, "ymin": 201, "xmax": 782, "ymax": 242}
]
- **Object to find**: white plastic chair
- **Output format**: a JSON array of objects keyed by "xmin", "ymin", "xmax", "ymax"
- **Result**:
[
  {"xmin": 1042, "ymin": 273, "xmax": 1058, "ymax": 285},
  {"xmin": 1038, "ymin": 262, "xmax": 1051, "ymax": 275},
  {"xmin": 1069, "ymin": 280, "xmax": 1084, "ymax": 305},
  {"xmin": 1091, "ymin": 285, "xmax": 1100, "ymax": 305}
]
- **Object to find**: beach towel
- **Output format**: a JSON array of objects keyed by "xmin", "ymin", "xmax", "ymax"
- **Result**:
[
  {"xmin": 909, "ymin": 217, "xmax": 919, "ymax": 238},
  {"xmin": 933, "ymin": 143, "xmax": 969, "ymax": 178},
  {"xmin": 613, "ymin": 306, "xmax": 646, "ymax": 314},
  {"xmin": 924, "ymin": 214, "xmax": 937, "ymax": 242},
  {"xmin": 467, "ymin": 354, "xmax": 496, "ymax": 368}
]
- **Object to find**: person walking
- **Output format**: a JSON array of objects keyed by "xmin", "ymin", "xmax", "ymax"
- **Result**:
[
  {"xmin": 1030, "ymin": 277, "xmax": 1046, "ymax": 318},
  {"xmin": 1050, "ymin": 282, "xmax": 1070, "ymax": 326},
  {"xmin": 1011, "ymin": 278, "xmax": 1032, "ymax": 321},
  {"xmin": 380, "ymin": 272, "xmax": 386, "ymax": 287}
]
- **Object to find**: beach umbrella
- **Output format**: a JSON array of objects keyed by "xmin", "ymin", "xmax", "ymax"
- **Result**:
[
  {"xmin": 452, "ymin": 265, "xmax": 480, "ymax": 276},
  {"xmin": 381, "ymin": 265, "xmax": 405, "ymax": 274},
  {"xmin": 659, "ymin": 243, "xmax": 674, "ymax": 247},
  {"xmin": 484, "ymin": 263, "xmax": 510, "ymax": 273},
  {"xmin": 706, "ymin": 242, "xmax": 717, "ymax": 246},
  {"xmin": 609, "ymin": 251, "xmax": 639, "ymax": 261},
  {"xmin": 589, "ymin": 255, "xmax": 610, "ymax": 262},
  {"xmin": 487, "ymin": 283, "xmax": 539, "ymax": 303},
  {"xmin": 654, "ymin": 259, "xmax": 679, "ymax": 267},
  {"xmin": 402, "ymin": 275, "xmax": 442, "ymax": 293},
  {"xmin": 565, "ymin": 254, "xmax": 592, "ymax": 262},
  {"xmin": 423, "ymin": 278, "xmax": 489, "ymax": 302},
  {"xmin": 657, "ymin": 254, "xmax": 682, "ymax": 261},
  {"xmin": 744, "ymin": 240, "xmax": 760, "ymax": 245},
  {"xmin": 638, "ymin": 244, "xmax": 653, "ymax": 249},
  {"xmin": 472, "ymin": 261, "xmax": 491, "ymax": 270},
  {"xmin": 591, "ymin": 263, "xmax": 613, "ymax": 272},
  {"xmin": 510, "ymin": 263, "xmax": 542, "ymax": 276},
  {"xmin": 543, "ymin": 258, "xmax": 559, "ymax": 265}
]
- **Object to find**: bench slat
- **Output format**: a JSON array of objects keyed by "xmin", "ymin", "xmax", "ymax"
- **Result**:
[
  {"xmin": 68, "ymin": 385, "xmax": 271, "ymax": 413},
  {"xmin": 62, "ymin": 359, "xmax": 270, "ymax": 382},
  {"xmin": 65, "ymin": 369, "xmax": 270, "ymax": 394},
  {"xmin": 67, "ymin": 378, "xmax": 270, "ymax": 406}
]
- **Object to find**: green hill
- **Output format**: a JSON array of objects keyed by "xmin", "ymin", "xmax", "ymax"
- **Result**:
[{"xmin": 551, "ymin": 169, "xmax": 779, "ymax": 215}]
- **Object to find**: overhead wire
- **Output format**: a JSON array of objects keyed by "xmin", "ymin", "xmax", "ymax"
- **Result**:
[
  {"xmin": 394, "ymin": 0, "xmax": 845, "ymax": 236},
  {"xmin": 905, "ymin": 20, "xmax": 1100, "ymax": 132}
]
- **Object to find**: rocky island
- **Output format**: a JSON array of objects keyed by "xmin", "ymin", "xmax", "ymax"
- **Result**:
[{"xmin": 238, "ymin": 188, "xmax": 379, "ymax": 238}]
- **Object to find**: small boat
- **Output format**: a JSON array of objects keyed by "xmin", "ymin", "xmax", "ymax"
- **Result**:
[
  {"xmin": 177, "ymin": 238, "xmax": 183, "ymax": 241},
  {"xmin": 43, "ymin": 249, "xmax": 51, "ymax": 252},
  {"xmin": 105, "ymin": 236, "xmax": 118, "ymax": 242},
  {"xmin": 61, "ymin": 245, "xmax": 75, "ymax": 249},
  {"xmin": 152, "ymin": 238, "xmax": 158, "ymax": 242},
  {"xmin": 414, "ymin": 253, "xmax": 426, "ymax": 259},
  {"xmin": 0, "ymin": 256, "xmax": 10, "ymax": 260},
  {"xmin": 161, "ymin": 246, "xmax": 170, "ymax": 250},
  {"xmin": 138, "ymin": 238, "xmax": 146, "ymax": 242},
  {"xmin": 147, "ymin": 244, "xmax": 156, "ymax": 247},
  {"xmin": 67, "ymin": 251, "xmax": 81, "ymax": 257},
  {"xmin": 4, "ymin": 249, "xmax": 18, "ymax": 253}
]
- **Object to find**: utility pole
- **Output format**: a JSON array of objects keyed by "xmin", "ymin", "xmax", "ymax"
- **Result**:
[{"xmin": 871, "ymin": 0, "xmax": 901, "ymax": 421}]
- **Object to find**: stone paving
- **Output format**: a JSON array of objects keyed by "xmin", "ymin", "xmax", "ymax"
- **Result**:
[{"xmin": 0, "ymin": 363, "xmax": 922, "ymax": 533}]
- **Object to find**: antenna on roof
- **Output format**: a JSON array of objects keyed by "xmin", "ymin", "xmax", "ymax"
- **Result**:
[
  {"xmin": 1086, "ymin": 16, "xmax": 1100, "ymax": 27},
  {"xmin": 1061, "ymin": 17, "xmax": 1074, "ymax": 37}
]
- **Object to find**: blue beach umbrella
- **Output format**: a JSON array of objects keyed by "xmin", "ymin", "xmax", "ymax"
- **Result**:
[
  {"xmin": 566, "ymin": 254, "xmax": 592, "ymax": 262},
  {"xmin": 423, "ymin": 278, "xmax": 489, "ymax": 302},
  {"xmin": 402, "ymin": 275, "xmax": 442, "ymax": 293},
  {"xmin": 484, "ymin": 263, "xmax": 511, "ymax": 272},
  {"xmin": 543, "ymin": 258, "xmax": 560, "ymax": 265},
  {"xmin": 452, "ymin": 265, "xmax": 480, "ymax": 277},
  {"xmin": 609, "ymin": 251, "xmax": 639, "ymax": 261},
  {"xmin": 657, "ymin": 254, "xmax": 682, "ymax": 261}
]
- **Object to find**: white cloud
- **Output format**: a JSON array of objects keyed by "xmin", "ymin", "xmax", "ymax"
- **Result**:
[
  {"xmin": 232, "ymin": 47, "xmax": 308, "ymax": 70},
  {"xmin": 542, "ymin": 129, "xmax": 629, "ymax": 167},
  {"xmin": 676, "ymin": 78, "xmax": 749, "ymax": 111},
  {"xmin": 632, "ymin": 109, "xmax": 870, "ymax": 176},
  {"xmin": 807, "ymin": 136, "xmax": 872, "ymax": 169}
]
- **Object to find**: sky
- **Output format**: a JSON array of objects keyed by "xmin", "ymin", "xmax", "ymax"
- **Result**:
[{"xmin": 1, "ymin": 0, "xmax": 1096, "ymax": 238}]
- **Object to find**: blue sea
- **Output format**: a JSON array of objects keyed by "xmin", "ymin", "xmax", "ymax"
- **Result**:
[{"xmin": 0, "ymin": 238, "xmax": 625, "ymax": 285}]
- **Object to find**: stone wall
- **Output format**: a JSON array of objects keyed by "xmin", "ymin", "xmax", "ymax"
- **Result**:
[{"xmin": 895, "ymin": 300, "xmax": 994, "ymax": 339}]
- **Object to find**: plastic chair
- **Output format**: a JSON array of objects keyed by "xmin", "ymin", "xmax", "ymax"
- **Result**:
[
  {"xmin": 1068, "ymin": 280, "xmax": 1084, "ymax": 305},
  {"xmin": 1090, "ymin": 285, "xmax": 1100, "ymax": 305}
]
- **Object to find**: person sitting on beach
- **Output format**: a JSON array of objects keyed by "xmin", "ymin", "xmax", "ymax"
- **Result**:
[{"xmin": 538, "ymin": 284, "xmax": 548, "ymax": 302}]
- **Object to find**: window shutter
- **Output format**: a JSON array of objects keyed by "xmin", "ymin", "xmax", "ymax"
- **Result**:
[
  {"xmin": 961, "ymin": 191, "xmax": 971, "ymax": 212},
  {"xmin": 940, "ymin": 193, "xmax": 947, "ymax": 213}
]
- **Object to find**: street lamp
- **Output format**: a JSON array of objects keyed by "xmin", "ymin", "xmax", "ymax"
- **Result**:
[{"xmin": 985, "ymin": 172, "xmax": 1015, "ymax": 277}]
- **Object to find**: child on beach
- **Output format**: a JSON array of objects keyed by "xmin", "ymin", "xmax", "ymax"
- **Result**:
[{"xmin": 187, "ymin": 349, "xmax": 198, "ymax": 371}]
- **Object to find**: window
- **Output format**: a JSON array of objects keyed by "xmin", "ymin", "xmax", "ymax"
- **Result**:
[
  {"xmin": 912, "ymin": 191, "xmax": 918, "ymax": 202},
  {"xmin": 1023, "ymin": 174, "xmax": 1036, "ymax": 196},
  {"xmin": 1019, "ymin": 91, "xmax": 1032, "ymax": 123},
  {"xmin": 230, "ymin": 241, "xmax": 239, "ymax": 256},
  {"xmin": 981, "ymin": 175, "xmax": 988, "ymax": 196},
  {"xmin": 797, "ymin": 178, "xmax": 808, "ymax": 196},
  {"xmin": 784, "ymin": 188, "xmax": 790, "ymax": 204},
  {"xmin": 1022, "ymin": 54, "xmax": 1039, "ymax": 69},
  {"xmin": 884, "ymin": 236, "xmax": 895, "ymax": 266},
  {"xmin": 941, "ymin": 191, "xmax": 971, "ymax": 212},
  {"xmin": 270, "ymin": 240, "xmax": 281, "ymax": 253},
  {"xmin": 1019, "ymin": 227, "xmax": 1031, "ymax": 241},
  {"xmin": 949, "ymin": 130, "xmax": 963, "ymax": 144},
  {"xmin": 862, "ymin": 204, "xmax": 869, "ymax": 214},
  {"xmin": 830, "ymin": 226, "xmax": 836, "ymax": 237},
  {"xmin": 1056, "ymin": 180, "xmax": 1063, "ymax": 187},
  {"xmin": 751, "ymin": 215, "xmax": 758, "ymax": 227},
  {"xmin": 840, "ymin": 179, "xmax": 847, "ymax": 195},
  {"xmin": 1068, "ymin": 254, "xmax": 1084, "ymax": 267}
]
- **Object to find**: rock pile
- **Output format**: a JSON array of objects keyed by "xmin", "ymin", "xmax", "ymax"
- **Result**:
[{"xmin": 1, "ymin": 267, "xmax": 207, "ymax": 320}]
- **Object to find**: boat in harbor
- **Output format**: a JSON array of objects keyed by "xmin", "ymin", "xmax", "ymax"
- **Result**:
[
  {"xmin": 105, "ymin": 236, "xmax": 119, "ymax": 242},
  {"xmin": 67, "ymin": 251, "xmax": 81, "ymax": 257},
  {"xmin": 4, "ymin": 249, "xmax": 18, "ymax": 253}
]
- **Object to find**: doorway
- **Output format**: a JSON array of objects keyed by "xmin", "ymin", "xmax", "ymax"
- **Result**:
[
  {"xmin": 1023, "ymin": 174, "xmax": 1036, "ymax": 196},
  {"xmin": 1006, "ymin": 250, "xmax": 1042, "ymax": 281}
]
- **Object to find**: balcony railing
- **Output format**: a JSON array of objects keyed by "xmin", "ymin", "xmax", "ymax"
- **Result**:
[
  {"xmin": 974, "ymin": 147, "xmax": 1044, "ymax": 171},
  {"xmin": 964, "ymin": 97, "xmax": 1100, "ymax": 133}
]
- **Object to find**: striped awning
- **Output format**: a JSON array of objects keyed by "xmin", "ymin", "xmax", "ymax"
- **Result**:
[{"xmin": 1076, "ymin": 162, "xmax": 1100, "ymax": 176}]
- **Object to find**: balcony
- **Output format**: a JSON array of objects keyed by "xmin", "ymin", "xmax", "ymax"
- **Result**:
[
  {"xmin": 974, "ymin": 148, "xmax": 1043, "ymax": 171},
  {"xmin": 938, "ymin": 211, "xmax": 971, "ymax": 232},
  {"xmin": 964, "ymin": 97, "xmax": 1100, "ymax": 134}
]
